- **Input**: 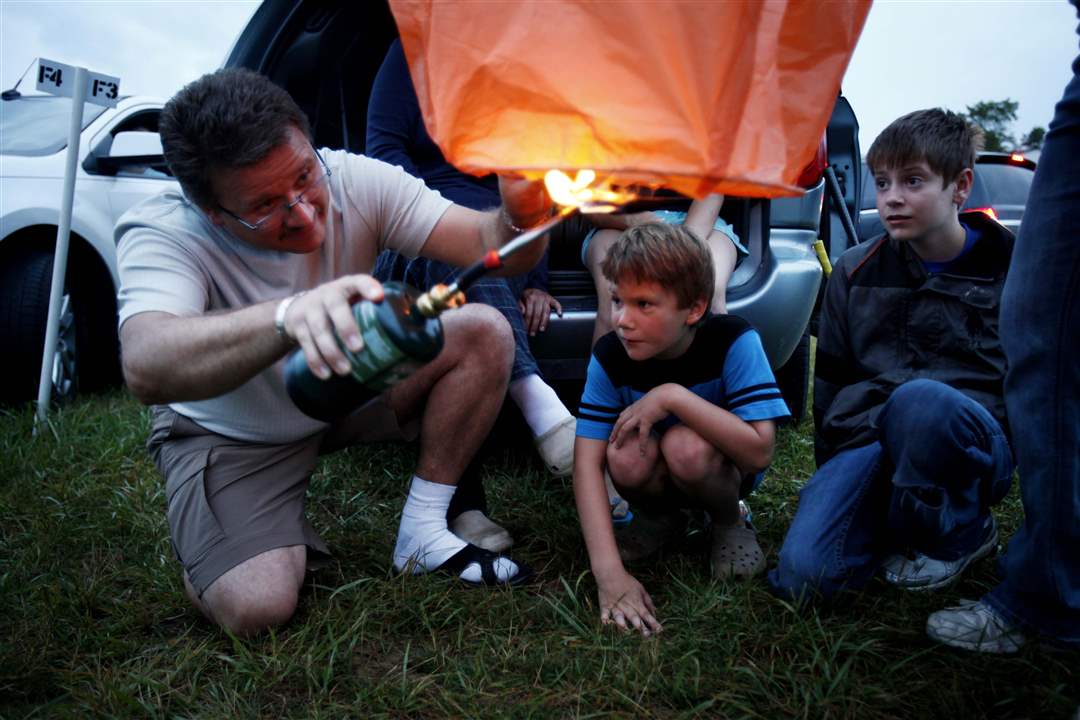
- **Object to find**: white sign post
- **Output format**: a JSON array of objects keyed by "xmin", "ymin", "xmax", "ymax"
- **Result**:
[{"xmin": 33, "ymin": 58, "xmax": 120, "ymax": 429}]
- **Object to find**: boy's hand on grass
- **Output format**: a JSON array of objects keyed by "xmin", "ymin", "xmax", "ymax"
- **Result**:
[
  {"xmin": 597, "ymin": 570, "xmax": 663, "ymax": 637},
  {"xmin": 610, "ymin": 385, "xmax": 674, "ymax": 455}
]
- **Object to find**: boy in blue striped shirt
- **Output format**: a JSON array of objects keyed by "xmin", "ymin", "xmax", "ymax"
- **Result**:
[{"xmin": 573, "ymin": 222, "xmax": 790, "ymax": 636}]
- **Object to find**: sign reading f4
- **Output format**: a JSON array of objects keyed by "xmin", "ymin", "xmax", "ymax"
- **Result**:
[
  {"xmin": 31, "ymin": 56, "xmax": 123, "ymax": 427},
  {"xmin": 35, "ymin": 58, "xmax": 120, "ymax": 107}
]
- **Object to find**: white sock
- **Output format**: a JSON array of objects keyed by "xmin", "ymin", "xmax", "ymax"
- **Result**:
[
  {"xmin": 393, "ymin": 476, "xmax": 464, "ymax": 572},
  {"xmin": 393, "ymin": 476, "xmax": 519, "ymax": 584},
  {"xmin": 509, "ymin": 374, "xmax": 572, "ymax": 437}
]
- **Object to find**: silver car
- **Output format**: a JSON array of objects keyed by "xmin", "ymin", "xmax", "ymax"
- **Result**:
[
  {"xmin": 224, "ymin": 0, "xmax": 864, "ymax": 423},
  {"xmin": 0, "ymin": 91, "xmax": 176, "ymax": 404}
]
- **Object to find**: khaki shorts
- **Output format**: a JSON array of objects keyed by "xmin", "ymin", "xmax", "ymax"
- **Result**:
[{"xmin": 148, "ymin": 397, "xmax": 417, "ymax": 597}]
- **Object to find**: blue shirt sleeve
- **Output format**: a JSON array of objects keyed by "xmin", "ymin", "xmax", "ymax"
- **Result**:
[
  {"xmin": 723, "ymin": 330, "xmax": 791, "ymax": 422},
  {"xmin": 365, "ymin": 40, "xmax": 501, "ymax": 211},
  {"xmin": 576, "ymin": 354, "xmax": 624, "ymax": 441},
  {"xmin": 365, "ymin": 40, "xmax": 422, "ymax": 174}
]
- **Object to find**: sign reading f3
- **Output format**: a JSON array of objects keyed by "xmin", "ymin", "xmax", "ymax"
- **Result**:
[{"xmin": 36, "ymin": 58, "xmax": 120, "ymax": 108}]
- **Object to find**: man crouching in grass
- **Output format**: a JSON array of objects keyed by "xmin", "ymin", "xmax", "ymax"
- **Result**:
[
  {"xmin": 115, "ymin": 69, "xmax": 548, "ymax": 636},
  {"xmin": 572, "ymin": 223, "xmax": 790, "ymax": 636}
]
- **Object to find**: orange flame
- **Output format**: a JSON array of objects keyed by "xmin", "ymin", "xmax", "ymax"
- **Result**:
[{"xmin": 543, "ymin": 169, "xmax": 639, "ymax": 213}]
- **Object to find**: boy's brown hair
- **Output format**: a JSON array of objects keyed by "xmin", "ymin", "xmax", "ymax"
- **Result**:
[
  {"xmin": 866, "ymin": 108, "xmax": 984, "ymax": 186},
  {"xmin": 600, "ymin": 222, "xmax": 715, "ymax": 310}
]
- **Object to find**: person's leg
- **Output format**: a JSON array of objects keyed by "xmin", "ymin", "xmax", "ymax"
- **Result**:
[
  {"xmin": 585, "ymin": 228, "xmax": 623, "ymax": 346},
  {"xmin": 384, "ymin": 256, "xmax": 506, "ymax": 530},
  {"xmin": 979, "ymin": 30, "xmax": 1080, "ymax": 646},
  {"xmin": 683, "ymin": 196, "xmax": 728, "ymax": 314},
  {"xmin": 584, "ymin": 227, "xmax": 642, "ymax": 510},
  {"xmin": 604, "ymin": 429, "xmax": 688, "ymax": 563},
  {"xmin": 386, "ymin": 302, "xmax": 512, "ymax": 484},
  {"xmin": 705, "ymin": 229, "xmax": 737, "ymax": 315},
  {"xmin": 660, "ymin": 425, "xmax": 763, "ymax": 578},
  {"xmin": 187, "ymin": 547, "xmax": 307, "ymax": 636},
  {"xmin": 384, "ymin": 303, "xmax": 528, "ymax": 584},
  {"xmin": 445, "ymin": 447, "xmax": 514, "ymax": 553},
  {"xmin": 466, "ymin": 276, "xmax": 575, "ymax": 474},
  {"xmin": 605, "ymin": 429, "xmax": 667, "ymax": 504},
  {"xmin": 876, "ymin": 379, "xmax": 1013, "ymax": 564},
  {"xmin": 682, "ymin": 195, "xmax": 722, "ymax": 239},
  {"xmin": 465, "ymin": 277, "xmax": 540, "ymax": 383},
  {"xmin": 681, "ymin": 196, "xmax": 737, "ymax": 315},
  {"xmin": 147, "ymin": 407, "xmax": 327, "ymax": 636},
  {"xmin": 400, "ymin": 255, "xmax": 537, "ymax": 385},
  {"xmin": 322, "ymin": 388, "xmax": 512, "ymax": 554},
  {"xmin": 659, "ymin": 425, "xmax": 740, "ymax": 525},
  {"xmin": 768, "ymin": 442, "xmax": 890, "ymax": 603},
  {"xmin": 408, "ymin": 256, "xmax": 574, "ymax": 473}
]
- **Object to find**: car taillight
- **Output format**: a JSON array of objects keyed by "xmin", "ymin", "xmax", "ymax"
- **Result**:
[
  {"xmin": 969, "ymin": 206, "xmax": 1000, "ymax": 222},
  {"xmin": 796, "ymin": 136, "xmax": 828, "ymax": 188},
  {"xmin": 1009, "ymin": 153, "xmax": 1025, "ymax": 163}
]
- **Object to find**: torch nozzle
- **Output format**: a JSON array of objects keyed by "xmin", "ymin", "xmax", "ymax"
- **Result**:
[
  {"xmin": 413, "ymin": 284, "xmax": 466, "ymax": 318},
  {"xmin": 413, "ymin": 208, "xmax": 575, "ymax": 318}
]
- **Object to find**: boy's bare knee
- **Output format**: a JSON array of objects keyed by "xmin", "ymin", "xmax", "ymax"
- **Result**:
[
  {"xmin": 606, "ymin": 443, "xmax": 658, "ymax": 491},
  {"xmin": 661, "ymin": 426, "xmax": 719, "ymax": 482}
]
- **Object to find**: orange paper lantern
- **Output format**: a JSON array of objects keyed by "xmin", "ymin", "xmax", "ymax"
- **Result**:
[{"xmin": 390, "ymin": 0, "xmax": 871, "ymax": 199}]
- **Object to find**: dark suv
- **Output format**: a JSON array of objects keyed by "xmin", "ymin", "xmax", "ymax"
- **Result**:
[
  {"xmin": 858, "ymin": 152, "xmax": 1036, "ymax": 241},
  {"xmin": 229, "ymin": 1, "xmax": 864, "ymax": 421}
]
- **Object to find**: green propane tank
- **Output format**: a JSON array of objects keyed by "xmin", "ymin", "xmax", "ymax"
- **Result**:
[{"xmin": 284, "ymin": 282, "xmax": 444, "ymax": 421}]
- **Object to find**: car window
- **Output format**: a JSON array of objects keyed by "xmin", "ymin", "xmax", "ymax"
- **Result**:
[
  {"xmin": 973, "ymin": 163, "xmax": 1034, "ymax": 207},
  {"xmin": 0, "ymin": 96, "xmax": 108, "ymax": 156}
]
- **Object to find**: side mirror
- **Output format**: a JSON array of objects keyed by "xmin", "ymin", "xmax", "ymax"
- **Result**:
[{"xmin": 83, "ymin": 131, "xmax": 170, "ymax": 176}]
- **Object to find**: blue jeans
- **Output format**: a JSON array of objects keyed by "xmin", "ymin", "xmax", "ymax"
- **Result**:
[
  {"xmin": 373, "ymin": 251, "xmax": 540, "ymax": 382},
  {"xmin": 984, "ymin": 12, "xmax": 1080, "ymax": 645},
  {"xmin": 769, "ymin": 379, "xmax": 1014, "ymax": 603}
]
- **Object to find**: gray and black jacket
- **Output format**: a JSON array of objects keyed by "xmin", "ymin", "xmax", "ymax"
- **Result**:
[{"xmin": 813, "ymin": 211, "xmax": 1014, "ymax": 465}]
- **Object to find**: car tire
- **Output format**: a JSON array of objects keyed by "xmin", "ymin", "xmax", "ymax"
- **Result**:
[
  {"xmin": 68, "ymin": 244, "xmax": 123, "ymax": 394},
  {"xmin": 775, "ymin": 327, "xmax": 810, "ymax": 425},
  {"xmin": 0, "ymin": 242, "xmax": 121, "ymax": 406}
]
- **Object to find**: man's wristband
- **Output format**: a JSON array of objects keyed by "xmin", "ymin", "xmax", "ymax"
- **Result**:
[
  {"xmin": 274, "ymin": 291, "xmax": 306, "ymax": 342},
  {"xmin": 502, "ymin": 206, "xmax": 553, "ymax": 234}
]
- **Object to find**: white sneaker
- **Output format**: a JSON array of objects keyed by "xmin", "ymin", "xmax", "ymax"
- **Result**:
[
  {"xmin": 534, "ymin": 416, "xmax": 575, "ymax": 477},
  {"xmin": 926, "ymin": 598, "xmax": 1027, "ymax": 653},
  {"xmin": 449, "ymin": 510, "xmax": 513, "ymax": 553},
  {"xmin": 881, "ymin": 516, "xmax": 998, "ymax": 591}
]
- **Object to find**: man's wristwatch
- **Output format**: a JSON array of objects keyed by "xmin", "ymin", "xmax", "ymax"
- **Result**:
[{"xmin": 274, "ymin": 291, "xmax": 306, "ymax": 342}]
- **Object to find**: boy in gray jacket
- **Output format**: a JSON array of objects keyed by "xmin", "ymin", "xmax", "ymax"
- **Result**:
[{"xmin": 769, "ymin": 109, "xmax": 1015, "ymax": 603}]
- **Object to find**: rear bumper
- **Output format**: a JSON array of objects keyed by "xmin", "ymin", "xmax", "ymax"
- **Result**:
[{"xmin": 730, "ymin": 229, "xmax": 822, "ymax": 368}]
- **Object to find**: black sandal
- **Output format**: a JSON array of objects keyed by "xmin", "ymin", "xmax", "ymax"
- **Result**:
[{"xmin": 435, "ymin": 543, "xmax": 533, "ymax": 588}]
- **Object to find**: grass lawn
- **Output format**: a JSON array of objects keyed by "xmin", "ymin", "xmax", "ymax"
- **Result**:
[{"xmin": 1, "ymin": 390, "xmax": 1076, "ymax": 718}]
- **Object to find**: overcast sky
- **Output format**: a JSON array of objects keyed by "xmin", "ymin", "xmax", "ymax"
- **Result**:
[
  {"xmin": 0, "ymin": 1, "xmax": 258, "ymax": 100},
  {"xmin": 1, "ymin": 0, "xmax": 1076, "ymax": 155}
]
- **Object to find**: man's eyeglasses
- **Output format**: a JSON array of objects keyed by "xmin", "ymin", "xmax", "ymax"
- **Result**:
[{"xmin": 218, "ymin": 149, "xmax": 332, "ymax": 232}]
